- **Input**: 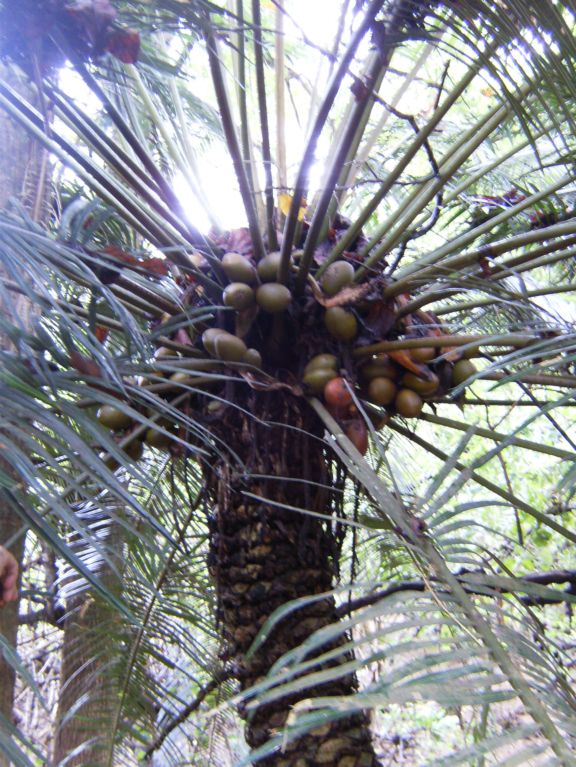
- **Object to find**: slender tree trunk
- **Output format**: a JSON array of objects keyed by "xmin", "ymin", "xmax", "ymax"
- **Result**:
[
  {"xmin": 205, "ymin": 389, "xmax": 379, "ymax": 766},
  {"xmin": 0, "ymin": 62, "xmax": 50, "ymax": 767}
]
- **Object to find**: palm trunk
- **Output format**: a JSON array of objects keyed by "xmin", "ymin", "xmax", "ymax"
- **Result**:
[
  {"xmin": 205, "ymin": 389, "xmax": 379, "ymax": 766},
  {"xmin": 0, "ymin": 62, "xmax": 50, "ymax": 767}
]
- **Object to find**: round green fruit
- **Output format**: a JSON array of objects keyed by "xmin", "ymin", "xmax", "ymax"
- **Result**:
[
  {"xmin": 304, "ymin": 353, "xmax": 339, "ymax": 374},
  {"xmin": 145, "ymin": 428, "xmax": 175, "ymax": 449},
  {"xmin": 97, "ymin": 405, "xmax": 132, "ymax": 431},
  {"xmin": 221, "ymin": 252, "xmax": 257, "ymax": 284},
  {"xmin": 409, "ymin": 346, "xmax": 436, "ymax": 364},
  {"xmin": 202, "ymin": 327, "xmax": 226, "ymax": 356},
  {"xmin": 367, "ymin": 377, "xmax": 397, "ymax": 406},
  {"xmin": 395, "ymin": 388, "xmax": 423, "ymax": 418},
  {"xmin": 402, "ymin": 372, "xmax": 439, "ymax": 396},
  {"xmin": 451, "ymin": 359, "xmax": 477, "ymax": 386},
  {"xmin": 320, "ymin": 260, "xmax": 355, "ymax": 296},
  {"xmin": 303, "ymin": 366, "xmax": 339, "ymax": 393},
  {"xmin": 256, "ymin": 283, "xmax": 292, "ymax": 313},
  {"xmin": 243, "ymin": 348, "xmax": 263, "ymax": 368},
  {"xmin": 223, "ymin": 282, "xmax": 255, "ymax": 311},
  {"xmin": 123, "ymin": 439, "xmax": 144, "ymax": 461},
  {"xmin": 359, "ymin": 355, "xmax": 398, "ymax": 381},
  {"xmin": 214, "ymin": 332, "xmax": 248, "ymax": 362},
  {"xmin": 324, "ymin": 307, "xmax": 358, "ymax": 342},
  {"xmin": 257, "ymin": 252, "xmax": 282, "ymax": 282}
]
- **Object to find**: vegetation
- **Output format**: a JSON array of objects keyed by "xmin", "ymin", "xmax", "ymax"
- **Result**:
[{"xmin": 0, "ymin": 0, "xmax": 576, "ymax": 764}]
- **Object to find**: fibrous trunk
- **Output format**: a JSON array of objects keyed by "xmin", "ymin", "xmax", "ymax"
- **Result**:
[{"xmin": 205, "ymin": 390, "xmax": 379, "ymax": 766}]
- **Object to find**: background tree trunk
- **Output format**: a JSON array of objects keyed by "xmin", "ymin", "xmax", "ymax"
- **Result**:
[
  {"xmin": 206, "ymin": 390, "xmax": 379, "ymax": 766},
  {"xmin": 0, "ymin": 61, "xmax": 50, "ymax": 767}
]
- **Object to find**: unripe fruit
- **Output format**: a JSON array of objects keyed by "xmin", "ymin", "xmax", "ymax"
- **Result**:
[
  {"xmin": 123, "ymin": 439, "xmax": 144, "ymax": 461},
  {"xmin": 321, "ymin": 260, "xmax": 355, "ymax": 296},
  {"xmin": 145, "ymin": 428, "xmax": 175, "ymax": 449},
  {"xmin": 223, "ymin": 282, "xmax": 255, "ymax": 311},
  {"xmin": 303, "ymin": 367, "xmax": 338, "ymax": 393},
  {"xmin": 367, "ymin": 377, "xmax": 397, "ymax": 405},
  {"xmin": 402, "ymin": 372, "xmax": 439, "ymax": 396},
  {"xmin": 221, "ymin": 252, "xmax": 257, "ymax": 284},
  {"xmin": 304, "ymin": 354, "xmax": 339, "ymax": 374},
  {"xmin": 256, "ymin": 283, "xmax": 292, "ymax": 313},
  {"xmin": 359, "ymin": 355, "xmax": 398, "ymax": 381},
  {"xmin": 451, "ymin": 359, "xmax": 477, "ymax": 386},
  {"xmin": 243, "ymin": 348, "xmax": 263, "ymax": 368},
  {"xmin": 214, "ymin": 332, "xmax": 248, "ymax": 362},
  {"xmin": 257, "ymin": 252, "xmax": 282, "ymax": 282},
  {"xmin": 202, "ymin": 327, "xmax": 226, "ymax": 356},
  {"xmin": 324, "ymin": 307, "xmax": 358, "ymax": 342},
  {"xmin": 395, "ymin": 388, "xmax": 423, "ymax": 418},
  {"xmin": 410, "ymin": 346, "xmax": 436, "ymax": 364},
  {"xmin": 324, "ymin": 376, "xmax": 353, "ymax": 408},
  {"xmin": 97, "ymin": 405, "xmax": 132, "ymax": 431}
]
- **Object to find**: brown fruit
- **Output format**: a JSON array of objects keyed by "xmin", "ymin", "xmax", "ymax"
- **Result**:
[
  {"xmin": 367, "ymin": 377, "xmax": 397, "ymax": 405},
  {"xmin": 402, "ymin": 372, "xmax": 439, "ymax": 396},
  {"xmin": 359, "ymin": 355, "xmax": 398, "ymax": 381},
  {"xmin": 395, "ymin": 388, "xmax": 423, "ymax": 418},
  {"xmin": 256, "ymin": 283, "xmax": 292, "ymax": 313},
  {"xmin": 97, "ymin": 405, "xmax": 132, "ymax": 431},
  {"xmin": 324, "ymin": 376, "xmax": 353, "ymax": 408},
  {"xmin": 123, "ymin": 439, "xmax": 144, "ymax": 461},
  {"xmin": 324, "ymin": 307, "xmax": 358, "ymax": 342},
  {"xmin": 409, "ymin": 346, "xmax": 436, "ymax": 364},
  {"xmin": 320, "ymin": 260, "xmax": 355, "ymax": 296},
  {"xmin": 452, "ymin": 359, "xmax": 477, "ymax": 386}
]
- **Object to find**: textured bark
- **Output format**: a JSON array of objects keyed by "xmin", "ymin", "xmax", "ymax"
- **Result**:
[
  {"xmin": 206, "ymin": 390, "xmax": 379, "ymax": 766},
  {"xmin": 0, "ymin": 61, "xmax": 50, "ymax": 767}
]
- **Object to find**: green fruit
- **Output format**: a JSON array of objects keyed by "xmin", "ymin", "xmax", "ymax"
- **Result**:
[
  {"xmin": 359, "ymin": 355, "xmax": 398, "ymax": 381},
  {"xmin": 303, "ymin": 366, "xmax": 339, "ymax": 393},
  {"xmin": 321, "ymin": 261, "xmax": 355, "ymax": 296},
  {"xmin": 223, "ymin": 282, "xmax": 255, "ymax": 311},
  {"xmin": 452, "ymin": 359, "xmax": 477, "ymax": 386},
  {"xmin": 243, "ymin": 348, "xmax": 263, "ymax": 368},
  {"xmin": 221, "ymin": 252, "xmax": 257, "ymax": 284},
  {"xmin": 409, "ymin": 346, "xmax": 436, "ymax": 364},
  {"xmin": 256, "ymin": 283, "xmax": 292, "ymax": 313},
  {"xmin": 123, "ymin": 439, "xmax": 144, "ymax": 461},
  {"xmin": 304, "ymin": 354, "xmax": 339, "ymax": 374},
  {"xmin": 214, "ymin": 332, "xmax": 248, "ymax": 362},
  {"xmin": 395, "ymin": 388, "xmax": 423, "ymax": 418},
  {"xmin": 402, "ymin": 372, "xmax": 439, "ymax": 396},
  {"xmin": 257, "ymin": 252, "xmax": 282, "ymax": 282},
  {"xmin": 324, "ymin": 307, "xmax": 358, "ymax": 342},
  {"xmin": 202, "ymin": 327, "xmax": 226, "ymax": 356},
  {"xmin": 367, "ymin": 377, "xmax": 397, "ymax": 405},
  {"xmin": 145, "ymin": 428, "xmax": 175, "ymax": 449},
  {"xmin": 97, "ymin": 405, "xmax": 132, "ymax": 431}
]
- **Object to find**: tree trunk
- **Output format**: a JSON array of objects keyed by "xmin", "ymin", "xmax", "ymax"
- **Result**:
[
  {"xmin": 0, "ymin": 61, "xmax": 50, "ymax": 767},
  {"xmin": 205, "ymin": 389, "xmax": 379, "ymax": 766}
]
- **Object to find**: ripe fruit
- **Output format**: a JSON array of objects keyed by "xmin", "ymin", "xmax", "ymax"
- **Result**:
[
  {"xmin": 214, "ymin": 332, "xmax": 248, "ymax": 362},
  {"xmin": 256, "ymin": 283, "xmax": 292, "ymax": 313},
  {"xmin": 324, "ymin": 307, "xmax": 358, "ymax": 342},
  {"xmin": 257, "ymin": 251, "xmax": 282, "ymax": 282},
  {"xmin": 97, "ymin": 405, "xmax": 132, "ymax": 431},
  {"xmin": 303, "ymin": 367, "xmax": 338, "ymax": 393},
  {"xmin": 320, "ymin": 260, "xmax": 355, "ymax": 296},
  {"xmin": 304, "ymin": 354, "xmax": 339, "ymax": 374},
  {"xmin": 324, "ymin": 376, "xmax": 353, "ymax": 408},
  {"xmin": 402, "ymin": 372, "xmax": 439, "ymax": 396},
  {"xmin": 395, "ymin": 388, "xmax": 423, "ymax": 418},
  {"xmin": 345, "ymin": 419, "xmax": 368, "ymax": 455},
  {"xmin": 367, "ymin": 377, "xmax": 397, "ymax": 405},
  {"xmin": 451, "ymin": 359, "xmax": 477, "ymax": 386},
  {"xmin": 223, "ymin": 282, "xmax": 255, "ymax": 311},
  {"xmin": 221, "ymin": 252, "xmax": 257, "ymax": 284}
]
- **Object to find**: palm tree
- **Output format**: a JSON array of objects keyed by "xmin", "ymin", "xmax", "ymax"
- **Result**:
[{"xmin": 1, "ymin": 1, "xmax": 576, "ymax": 764}]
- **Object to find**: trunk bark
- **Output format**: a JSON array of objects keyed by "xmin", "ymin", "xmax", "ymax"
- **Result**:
[
  {"xmin": 205, "ymin": 389, "xmax": 379, "ymax": 766},
  {"xmin": 0, "ymin": 61, "xmax": 50, "ymax": 767}
]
